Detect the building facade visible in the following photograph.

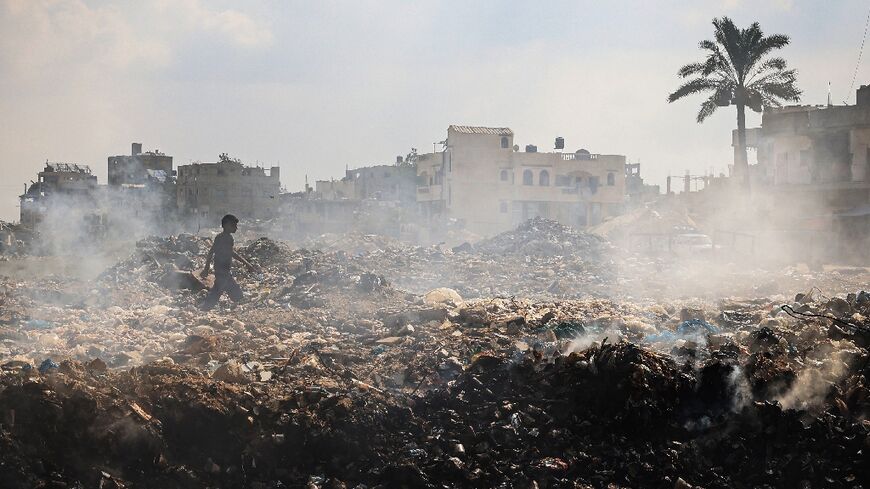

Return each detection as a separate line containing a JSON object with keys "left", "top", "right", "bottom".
{"left": 108, "top": 143, "right": 173, "bottom": 186}
{"left": 735, "top": 86, "right": 870, "bottom": 262}
{"left": 19, "top": 163, "right": 98, "bottom": 227}
{"left": 176, "top": 160, "right": 280, "bottom": 225}
{"left": 316, "top": 163, "right": 417, "bottom": 202}
{"left": 107, "top": 143, "right": 176, "bottom": 218}
{"left": 416, "top": 125, "right": 626, "bottom": 235}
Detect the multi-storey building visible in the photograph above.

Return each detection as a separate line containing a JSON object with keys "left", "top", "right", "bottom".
{"left": 176, "top": 158, "right": 280, "bottom": 225}
{"left": 18, "top": 163, "right": 98, "bottom": 226}
{"left": 107, "top": 143, "right": 176, "bottom": 218}
{"left": 315, "top": 163, "right": 417, "bottom": 203}
{"left": 416, "top": 125, "right": 626, "bottom": 236}
{"left": 108, "top": 143, "right": 173, "bottom": 186}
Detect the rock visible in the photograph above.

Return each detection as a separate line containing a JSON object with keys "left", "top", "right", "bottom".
{"left": 424, "top": 288, "right": 463, "bottom": 307}
{"left": 86, "top": 357, "right": 107, "bottom": 372}
{"left": 376, "top": 336, "right": 404, "bottom": 345}
{"left": 181, "top": 335, "right": 219, "bottom": 354}
{"left": 212, "top": 360, "right": 249, "bottom": 384}
{"left": 674, "top": 477, "right": 693, "bottom": 489}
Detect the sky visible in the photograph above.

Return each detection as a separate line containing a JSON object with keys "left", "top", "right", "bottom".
{"left": 1, "top": 0, "right": 869, "bottom": 221}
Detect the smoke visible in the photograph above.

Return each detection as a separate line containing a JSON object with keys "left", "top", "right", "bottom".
{"left": 776, "top": 351, "right": 851, "bottom": 411}
{"left": 19, "top": 186, "right": 188, "bottom": 279}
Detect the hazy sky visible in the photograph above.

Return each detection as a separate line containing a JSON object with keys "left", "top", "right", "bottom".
{"left": 1, "top": 0, "right": 869, "bottom": 221}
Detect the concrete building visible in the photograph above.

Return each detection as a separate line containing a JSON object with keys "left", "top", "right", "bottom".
{"left": 731, "top": 86, "right": 870, "bottom": 262}
{"left": 316, "top": 163, "right": 417, "bottom": 202}
{"left": 745, "top": 85, "right": 870, "bottom": 186}
{"left": 176, "top": 159, "right": 280, "bottom": 225}
{"left": 416, "top": 125, "right": 626, "bottom": 235}
{"left": 107, "top": 143, "right": 176, "bottom": 218}
{"left": 625, "top": 163, "right": 661, "bottom": 205}
{"left": 108, "top": 143, "right": 173, "bottom": 186}
{"left": 19, "top": 163, "right": 98, "bottom": 227}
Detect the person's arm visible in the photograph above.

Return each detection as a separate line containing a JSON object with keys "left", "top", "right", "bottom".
{"left": 201, "top": 240, "right": 216, "bottom": 277}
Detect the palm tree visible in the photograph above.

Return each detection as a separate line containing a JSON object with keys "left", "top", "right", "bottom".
{"left": 668, "top": 17, "right": 801, "bottom": 188}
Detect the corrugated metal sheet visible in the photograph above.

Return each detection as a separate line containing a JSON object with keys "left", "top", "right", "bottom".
{"left": 448, "top": 125, "right": 513, "bottom": 136}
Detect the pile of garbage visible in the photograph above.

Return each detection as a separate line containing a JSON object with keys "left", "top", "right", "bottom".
{"left": 1, "top": 222, "right": 870, "bottom": 487}
{"left": 297, "top": 233, "right": 408, "bottom": 255}
{"left": 2, "top": 256, "right": 869, "bottom": 487}
{"left": 473, "top": 216, "right": 612, "bottom": 258}
{"left": 347, "top": 219, "right": 618, "bottom": 299}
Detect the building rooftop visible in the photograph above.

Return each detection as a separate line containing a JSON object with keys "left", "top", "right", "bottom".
{"left": 449, "top": 125, "right": 513, "bottom": 136}
{"left": 44, "top": 163, "right": 93, "bottom": 174}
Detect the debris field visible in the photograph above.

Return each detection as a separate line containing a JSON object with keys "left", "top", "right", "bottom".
{"left": 0, "top": 219, "right": 868, "bottom": 488}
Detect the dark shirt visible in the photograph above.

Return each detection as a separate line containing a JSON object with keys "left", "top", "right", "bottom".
{"left": 213, "top": 232, "right": 234, "bottom": 274}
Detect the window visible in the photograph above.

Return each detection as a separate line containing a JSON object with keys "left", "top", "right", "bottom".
{"left": 500, "top": 169, "right": 509, "bottom": 181}
{"left": 522, "top": 169, "right": 534, "bottom": 185}
{"left": 539, "top": 170, "right": 550, "bottom": 186}
{"left": 607, "top": 173, "right": 615, "bottom": 186}
{"left": 499, "top": 201, "right": 508, "bottom": 213}
{"left": 501, "top": 137, "right": 509, "bottom": 148}
{"left": 589, "top": 176, "right": 600, "bottom": 194}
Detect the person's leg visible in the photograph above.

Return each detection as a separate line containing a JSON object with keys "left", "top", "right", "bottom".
{"left": 202, "top": 275, "right": 227, "bottom": 310}
{"left": 225, "top": 275, "right": 243, "bottom": 303}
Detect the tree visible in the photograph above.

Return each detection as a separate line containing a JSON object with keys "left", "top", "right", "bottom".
{"left": 218, "top": 153, "right": 241, "bottom": 164}
{"left": 397, "top": 148, "right": 418, "bottom": 168}
{"left": 668, "top": 17, "right": 801, "bottom": 188}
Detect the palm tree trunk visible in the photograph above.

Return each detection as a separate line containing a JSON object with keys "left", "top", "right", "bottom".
{"left": 735, "top": 102, "right": 750, "bottom": 191}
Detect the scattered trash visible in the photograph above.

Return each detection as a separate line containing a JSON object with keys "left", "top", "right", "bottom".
{"left": 0, "top": 220, "right": 868, "bottom": 487}
{"left": 37, "top": 358, "right": 59, "bottom": 373}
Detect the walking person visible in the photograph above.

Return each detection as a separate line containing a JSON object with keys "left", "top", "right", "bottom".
{"left": 200, "top": 214, "right": 257, "bottom": 310}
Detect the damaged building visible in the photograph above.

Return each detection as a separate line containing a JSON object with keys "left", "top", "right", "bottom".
{"left": 176, "top": 157, "right": 281, "bottom": 225}
{"left": 625, "top": 162, "right": 661, "bottom": 205}
{"left": 18, "top": 162, "right": 99, "bottom": 228}
{"left": 107, "top": 143, "right": 176, "bottom": 218}
{"left": 285, "top": 161, "right": 420, "bottom": 239}
{"left": 416, "top": 125, "right": 627, "bottom": 236}
{"left": 315, "top": 162, "right": 417, "bottom": 203}
{"left": 741, "top": 85, "right": 870, "bottom": 260}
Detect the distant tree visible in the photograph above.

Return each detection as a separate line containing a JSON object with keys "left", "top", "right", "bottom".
{"left": 397, "top": 148, "right": 418, "bottom": 168}
{"left": 218, "top": 153, "right": 242, "bottom": 164}
{"left": 668, "top": 17, "right": 801, "bottom": 188}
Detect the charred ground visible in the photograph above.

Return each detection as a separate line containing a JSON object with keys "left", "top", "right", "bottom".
{"left": 0, "top": 219, "right": 868, "bottom": 488}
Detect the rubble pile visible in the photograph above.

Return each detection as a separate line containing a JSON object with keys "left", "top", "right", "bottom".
{"left": 1, "top": 221, "right": 869, "bottom": 487}
{"left": 351, "top": 218, "right": 618, "bottom": 299}
{"left": 297, "top": 233, "right": 408, "bottom": 255}
{"left": 2, "top": 263, "right": 870, "bottom": 487}
{"left": 473, "top": 216, "right": 612, "bottom": 258}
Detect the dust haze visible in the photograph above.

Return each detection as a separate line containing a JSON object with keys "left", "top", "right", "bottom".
{"left": 1, "top": 2, "right": 869, "bottom": 488}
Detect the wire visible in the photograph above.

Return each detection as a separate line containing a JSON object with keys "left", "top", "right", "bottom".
{"left": 780, "top": 304, "right": 868, "bottom": 334}
{"left": 848, "top": 4, "right": 870, "bottom": 99}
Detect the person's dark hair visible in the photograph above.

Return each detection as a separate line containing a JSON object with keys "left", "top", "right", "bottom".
{"left": 221, "top": 214, "right": 239, "bottom": 227}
